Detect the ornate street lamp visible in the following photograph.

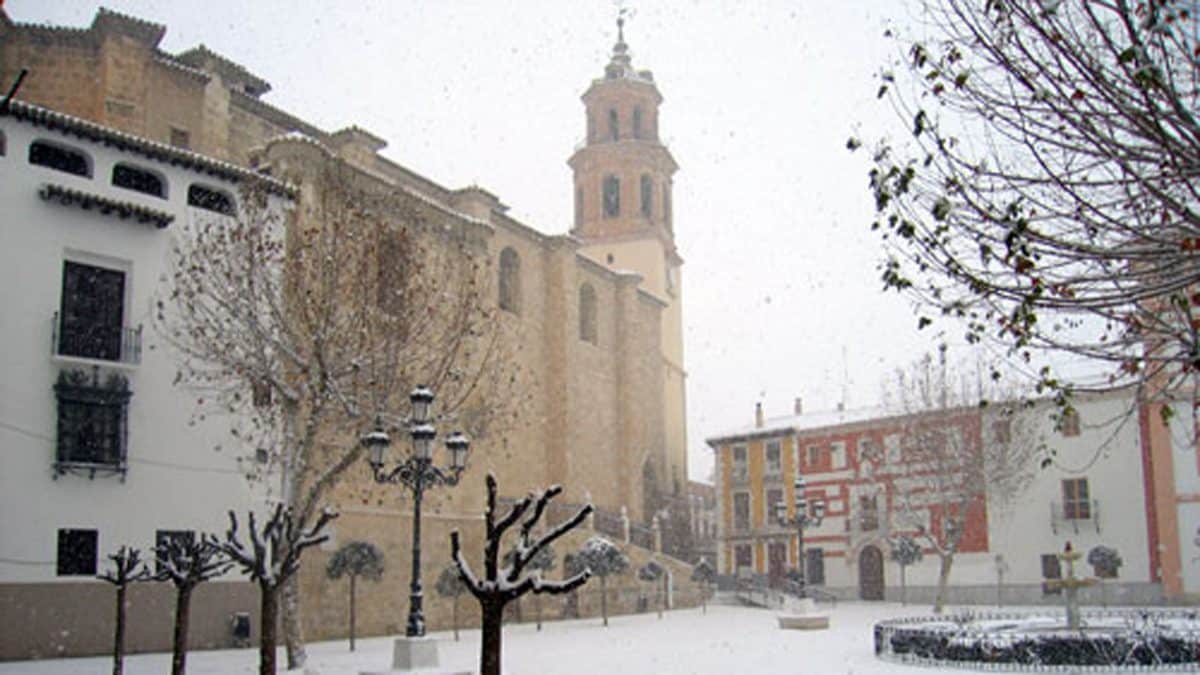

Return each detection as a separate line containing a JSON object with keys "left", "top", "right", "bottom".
{"left": 360, "top": 385, "right": 469, "bottom": 638}
{"left": 774, "top": 475, "right": 825, "bottom": 599}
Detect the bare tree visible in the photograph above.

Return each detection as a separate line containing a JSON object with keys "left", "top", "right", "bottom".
{"left": 450, "top": 474, "right": 592, "bottom": 675}
{"left": 155, "top": 533, "right": 231, "bottom": 675}
{"left": 859, "top": 0, "right": 1200, "bottom": 411}
{"left": 158, "top": 156, "right": 513, "bottom": 667}
{"left": 867, "top": 351, "right": 1039, "bottom": 613}
{"left": 324, "top": 540, "right": 384, "bottom": 651}
{"left": 97, "top": 546, "right": 150, "bottom": 675}
{"left": 221, "top": 505, "right": 337, "bottom": 675}
{"left": 502, "top": 541, "right": 556, "bottom": 629}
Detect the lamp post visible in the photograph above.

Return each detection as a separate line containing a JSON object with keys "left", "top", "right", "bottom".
{"left": 774, "top": 475, "right": 825, "bottom": 599}
{"left": 360, "top": 385, "right": 469, "bottom": 638}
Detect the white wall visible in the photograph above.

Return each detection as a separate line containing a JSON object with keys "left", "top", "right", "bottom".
{"left": 0, "top": 117, "right": 266, "bottom": 582}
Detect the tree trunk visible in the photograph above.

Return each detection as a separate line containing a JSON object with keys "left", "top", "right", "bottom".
{"left": 260, "top": 585, "right": 278, "bottom": 675}
{"left": 535, "top": 594, "right": 542, "bottom": 631}
{"left": 111, "top": 584, "right": 126, "bottom": 675}
{"left": 348, "top": 574, "right": 357, "bottom": 652}
{"left": 171, "top": 585, "right": 193, "bottom": 675}
{"left": 453, "top": 594, "right": 460, "bottom": 641}
{"left": 480, "top": 600, "right": 505, "bottom": 675}
{"left": 656, "top": 584, "right": 662, "bottom": 619}
{"left": 933, "top": 555, "right": 954, "bottom": 615}
{"left": 701, "top": 583, "right": 707, "bottom": 615}
{"left": 900, "top": 565, "right": 907, "bottom": 606}
{"left": 281, "top": 575, "right": 306, "bottom": 669}
{"left": 600, "top": 576, "right": 608, "bottom": 627}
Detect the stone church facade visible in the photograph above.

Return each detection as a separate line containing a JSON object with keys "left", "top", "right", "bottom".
{"left": 0, "top": 7, "right": 693, "bottom": 650}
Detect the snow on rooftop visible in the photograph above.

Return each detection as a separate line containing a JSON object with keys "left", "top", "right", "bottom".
{"left": 707, "top": 405, "right": 893, "bottom": 444}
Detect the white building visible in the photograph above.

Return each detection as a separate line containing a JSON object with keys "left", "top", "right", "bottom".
{"left": 0, "top": 100, "right": 289, "bottom": 659}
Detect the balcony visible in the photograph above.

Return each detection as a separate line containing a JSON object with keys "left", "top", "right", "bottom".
{"left": 52, "top": 311, "right": 142, "bottom": 367}
{"left": 1051, "top": 499, "right": 1100, "bottom": 535}
{"left": 730, "top": 467, "right": 749, "bottom": 486}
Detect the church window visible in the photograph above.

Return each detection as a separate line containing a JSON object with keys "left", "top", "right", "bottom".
{"left": 579, "top": 283, "right": 597, "bottom": 345}
{"left": 602, "top": 175, "right": 620, "bottom": 218}
{"left": 30, "top": 140, "right": 91, "bottom": 178}
{"left": 112, "top": 163, "right": 166, "bottom": 199}
{"left": 575, "top": 187, "right": 583, "bottom": 227}
{"left": 633, "top": 107, "right": 643, "bottom": 139}
{"left": 608, "top": 108, "right": 619, "bottom": 141}
{"left": 499, "top": 247, "right": 521, "bottom": 314}
{"left": 640, "top": 174, "right": 653, "bottom": 218}
{"left": 187, "top": 184, "right": 235, "bottom": 215}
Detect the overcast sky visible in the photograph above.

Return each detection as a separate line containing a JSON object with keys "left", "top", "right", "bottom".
{"left": 9, "top": 1, "right": 949, "bottom": 483}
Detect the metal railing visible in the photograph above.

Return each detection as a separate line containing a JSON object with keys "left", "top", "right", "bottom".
{"left": 1051, "top": 498, "right": 1101, "bottom": 535}
{"left": 51, "top": 311, "right": 142, "bottom": 365}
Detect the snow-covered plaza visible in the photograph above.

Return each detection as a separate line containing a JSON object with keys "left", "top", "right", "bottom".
{"left": 0, "top": 602, "right": 991, "bottom": 675}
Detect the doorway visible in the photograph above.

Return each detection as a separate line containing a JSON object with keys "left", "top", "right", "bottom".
{"left": 859, "top": 545, "right": 885, "bottom": 600}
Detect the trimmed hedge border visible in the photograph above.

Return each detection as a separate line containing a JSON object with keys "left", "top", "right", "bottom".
{"left": 874, "top": 609, "right": 1200, "bottom": 671}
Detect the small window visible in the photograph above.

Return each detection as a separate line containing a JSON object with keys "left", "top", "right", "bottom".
{"left": 859, "top": 495, "right": 879, "bottom": 531}
{"left": 766, "top": 488, "right": 783, "bottom": 522}
{"left": 733, "top": 492, "right": 751, "bottom": 532}
{"left": 608, "top": 108, "right": 619, "bottom": 141}
{"left": 578, "top": 283, "right": 597, "bottom": 344}
{"left": 57, "top": 529, "right": 98, "bottom": 576}
{"left": 155, "top": 530, "right": 196, "bottom": 575}
{"left": 732, "top": 445, "right": 748, "bottom": 480}
{"left": 806, "top": 548, "right": 825, "bottom": 585}
{"left": 30, "top": 140, "right": 91, "bottom": 177}
{"left": 765, "top": 440, "right": 782, "bottom": 476}
{"left": 633, "top": 107, "right": 643, "bottom": 139}
{"left": 59, "top": 261, "right": 127, "bottom": 361}
{"left": 498, "top": 247, "right": 521, "bottom": 314}
{"left": 1062, "top": 478, "right": 1090, "bottom": 519}
{"left": 830, "top": 441, "right": 847, "bottom": 469}
{"left": 112, "top": 163, "right": 166, "bottom": 199}
{"left": 602, "top": 175, "right": 620, "bottom": 218}
{"left": 734, "top": 544, "right": 753, "bottom": 570}
{"left": 187, "top": 184, "right": 235, "bottom": 215}
{"left": 1061, "top": 408, "right": 1081, "bottom": 437}
{"left": 640, "top": 174, "right": 653, "bottom": 218}
{"left": 1041, "top": 553, "right": 1062, "bottom": 595}
{"left": 55, "top": 369, "right": 131, "bottom": 472}
{"left": 252, "top": 379, "right": 273, "bottom": 408}
{"left": 170, "top": 127, "right": 191, "bottom": 150}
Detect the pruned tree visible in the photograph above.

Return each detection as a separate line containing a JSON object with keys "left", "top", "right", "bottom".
{"left": 637, "top": 559, "right": 666, "bottom": 619}
{"left": 1087, "top": 544, "right": 1123, "bottom": 607}
{"left": 690, "top": 557, "right": 716, "bottom": 614}
{"left": 869, "top": 351, "right": 1039, "bottom": 613}
{"left": 325, "top": 541, "right": 384, "bottom": 651}
{"left": 221, "top": 505, "right": 337, "bottom": 675}
{"left": 888, "top": 534, "right": 924, "bottom": 606}
{"left": 502, "top": 541, "right": 556, "bottom": 630}
{"left": 157, "top": 155, "right": 515, "bottom": 668}
{"left": 97, "top": 546, "right": 150, "bottom": 675}
{"left": 450, "top": 474, "right": 592, "bottom": 675}
{"left": 569, "top": 536, "right": 630, "bottom": 627}
{"left": 435, "top": 562, "right": 469, "bottom": 641}
{"left": 858, "top": 0, "right": 1200, "bottom": 414}
{"left": 155, "top": 533, "right": 231, "bottom": 675}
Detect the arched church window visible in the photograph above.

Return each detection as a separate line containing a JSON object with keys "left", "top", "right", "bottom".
{"left": 608, "top": 108, "right": 619, "bottom": 141}
{"left": 603, "top": 175, "right": 620, "bottom": 218}
{"left": 579, "top": 283, "right": 597, "bottom": 345}
{"left": 633, "top": 107, "right": 643, "bottom": 139}
{"left": 640, "top": 174, "right": 653, "bottom": 218}
{"left": 499, "top": 247, "right": 521, "bottom": 314}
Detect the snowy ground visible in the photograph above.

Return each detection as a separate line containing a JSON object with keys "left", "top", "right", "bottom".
{"left": 0, "top": 602, "right": 1014, "bottom": 674}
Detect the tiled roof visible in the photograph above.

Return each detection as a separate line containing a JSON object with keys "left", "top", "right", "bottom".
{"left": 39, "top": 183, "right": 175, "bottom": 229}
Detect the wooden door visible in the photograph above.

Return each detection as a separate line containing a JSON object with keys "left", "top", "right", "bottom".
{"left": 768, "top": 542, "right": 787, "bottom": 588}
{"left": 859, "top": 545, "right": 885, "bottom": 600}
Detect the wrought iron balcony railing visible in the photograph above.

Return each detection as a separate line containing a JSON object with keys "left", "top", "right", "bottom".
{"left": 52, "top": 311, "right": 142, "bottom": 365}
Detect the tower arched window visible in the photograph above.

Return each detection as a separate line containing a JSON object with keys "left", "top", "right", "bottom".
{"left": 640, "top": 174, "right": 653, "bottom": 218}
{"left": 602, "top": 175, "right": 620, "bottom": 218}
{"left": 608, "top": 108, "right": 619, "bottom": 141}
{"left": 499, "top": 247, "right": 521, "bottom": 314}
{"left": 579, "top": 283, "right": 597, "bottom": 345}
{"left": 633, "top": 107, "right": 643, "bottom": 139}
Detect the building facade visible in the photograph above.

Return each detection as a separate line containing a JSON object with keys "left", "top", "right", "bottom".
{"left": 0, "top": 7, "right": 695, "bottom": 657}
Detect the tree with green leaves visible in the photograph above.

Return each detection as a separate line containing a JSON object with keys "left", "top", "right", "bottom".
{"left": 690, "top": 558, "right": 716, "bottom": 614}
{"left": 325, "top": 541, "right": 384, "bottom": 651}
{"left": 155, "top": 534, "right": 231, "bottom": 675}
{"left": 435, "top": 562, "right": 469, "bottom": 641}
{"left": 888, "top": 535, "right": 923, "bottom": 606}
{"left": 858, "top": 0, "right": 1200, "bottom": 414}
{"left": 97, "top": 546, "right": 150, "bottom": 675}
{"left": 503, "top": 541, "right": 556, "bottom": 630}
{"left": 567, "top": 536, "right": 630, "bottom": 627}
{"left": 637, "top": 559, "right": 666, "bottom": 619}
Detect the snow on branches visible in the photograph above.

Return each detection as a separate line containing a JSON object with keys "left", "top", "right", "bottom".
{"left": 222, "top": 504, "right": 337, "bottom": 587}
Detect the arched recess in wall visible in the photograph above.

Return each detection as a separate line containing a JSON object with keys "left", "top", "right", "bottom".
{"left": 640, "top": 174, "right": 653, "bottom": 218}
{"left": 602, "top": 175, "right": 620, "bottom": 218}
{"left": 498, "top": 247, "right": 521, "bottom": 314}
{"left": 29, "top": 139, "right": 91, "bottom": 177}
{"left": 579, "top": 282, "right": 597, "bottom": 345}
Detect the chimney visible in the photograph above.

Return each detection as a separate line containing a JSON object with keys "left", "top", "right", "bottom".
{"left": 755, "top": 402, "right": 764, "bottom": 428}
{"left": 794, "top": 397, "right": 803, "bottom": 415}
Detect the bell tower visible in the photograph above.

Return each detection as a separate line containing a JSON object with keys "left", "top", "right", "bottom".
{"left": 569, "top": 15, "right": 688, "bottom": 503}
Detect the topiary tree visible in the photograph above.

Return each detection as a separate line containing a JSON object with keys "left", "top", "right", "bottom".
{"left": 638, "top": 560, "right": 666, "bottom": 619}
{"left": 889, "top": 535, "right": 923, "bottom": 606}
{"left": 1087, "top": 545, "right": 1123, "bottom": 608}
{"left": 503, "top": 542, "right": 555, "bottom": 630}
{"left": 325, "top": 541, "right": 384, "bottom": 651}
{"left": 570, "top": 536, "right": 630, "bottom": 627}
{"left": 435, "top": 562, "right": 468, "bottom": 641}
{"left": 98, "top": 546, "right": 150, "bottom": 675}
{"left": 155, "top": 534, "right": 231, "bottom": 675}
{"left": 691, "top": 558, "right": 716, "bottom": 614}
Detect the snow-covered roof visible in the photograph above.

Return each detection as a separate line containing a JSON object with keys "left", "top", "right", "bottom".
{"left": 706, "top": 405, "right": 892, "bottom": 446}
